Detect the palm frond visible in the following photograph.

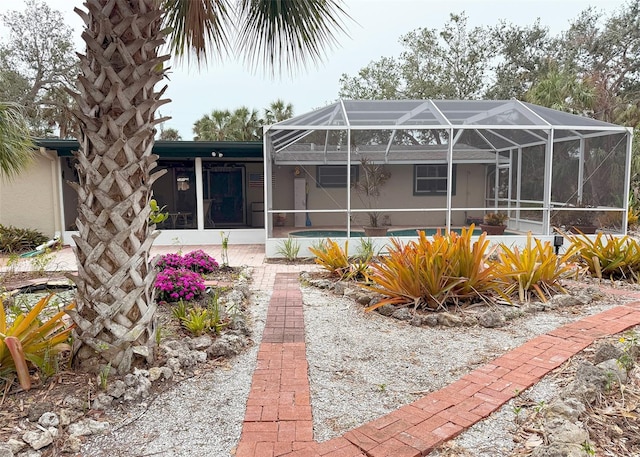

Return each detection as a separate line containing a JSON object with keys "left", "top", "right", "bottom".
{"left": 0, "top": 102, "right": 34, "bottom": 179}
{"left": 162, "top": 0, "right": 234, "bottom": 64}
{"left": 235, "top": 0, "right": 351, "bottom": 75}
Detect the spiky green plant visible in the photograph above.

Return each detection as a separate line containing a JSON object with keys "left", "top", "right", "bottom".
{"left": 567, "top": 232, "right": 640, "bottom": 281}
{"left": 309, "top": 238, "right": 350, "bottom": 278}
{"left": 363, "top": 226, "right": 500, "bottom": 311}
{"left": 492, "top": 233, "right": 579, "bottom": 302}
{"left": 0, "top": 295, "right": 74, "bottom": 390}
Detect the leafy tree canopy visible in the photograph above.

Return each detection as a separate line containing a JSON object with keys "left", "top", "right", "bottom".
{"left": 0, "top": 0, "right": 78, "bottom": 137}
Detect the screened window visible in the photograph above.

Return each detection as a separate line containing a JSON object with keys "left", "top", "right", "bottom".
{"left": 414, "top": 164, "right": 456, "bottom": 195}
{"left": 316, "top": 165, "right": 359, "bottom": 188}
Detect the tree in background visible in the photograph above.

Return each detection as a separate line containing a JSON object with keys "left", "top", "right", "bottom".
{"left": 0, "top": 0, "right": 78, "bottom": 137}
{"left": 0, "top": 102, "right": 34, "bottom": 178}
{"left": 158, "top": 127, "right": 182, "bottom": 141}
{"left": 263, "top": 99, "right": 294, "bottom": 124}
{"left": 68, "top": 0, "right": 348, "bottom": 374}
{"left": 193, "top": 99, "right": 294, "bottom": 141}
{"left": 340, "top": 13, "right": 493, "bottom": 100}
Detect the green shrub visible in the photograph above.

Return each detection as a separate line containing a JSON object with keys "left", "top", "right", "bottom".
{"left": 0, "top": 224, "right": 48, "bottom": 253}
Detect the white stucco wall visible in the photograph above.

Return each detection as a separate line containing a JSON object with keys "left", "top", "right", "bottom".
{"left": 0, "top": 152, "right": 61, "bottom": 239}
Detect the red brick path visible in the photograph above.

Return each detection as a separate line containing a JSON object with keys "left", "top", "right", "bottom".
{"left": 237, "top": 276, "right": 640, "bottom": 457}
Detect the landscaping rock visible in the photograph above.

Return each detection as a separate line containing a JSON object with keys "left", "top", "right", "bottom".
{"left": 92, "top": 393, "right": 113, "bottom": 410}
{"left": 438, "top": 312, "right": 464, "bottom": 327}
{"left": 37, "top": 413, "right": 59, "bottom": 428}
{"left": 376, "top": 304, "right": 395, "bottom": 317}
{"left": 391, "top": 308, "right": 412, "bottom": 321}
{"left": 106, "top": 379, "right": 126, "bottom": 398}
{"left": 58, "top": 409, "right": 84, "bottom": 427}
{"left": 6, "top": 439, "right": 25, "bottom": 454}
{"left": 21, "top": 430, "right": 52, "bottom": 451}
{"left": 423, "top": 314, "right": 439, "bottom": 327}
{"left": 478, "top": 310, "right": 506, "bottom": 328}
{"left": 16, "top": 450, "right": 41, "bottom": 457}
{"left": 123, "top": 376, "right": 151, "bottom": 401}
{"left": 207, "top": 333, "right": 247, "bottom": 359}
{"left": 531, "top": 442, "right": 585, "bottom": 457}
{"left": 596, "top": 359, "right": 627, "bottom": 384}
{"left": 165, "top": 357, "right": 181, "bottom": 373}
{"left": 62, "top": 395, "right": 86, "bottom": 410}
{"left": 148, "top": 366, "right": 173, "bottom": 382}
{"left": 592, "top": 343, "right": 623, "bottom": 365}
{"left": 546, "top": 398, "right": 585, "bottom": 421}
{"left": 68, "top": 419, "right": 110, "bottom": 437}
{"left": 177, "top": 350, "right": 207, "bottom": 368}
{"left": 549, "top": 294, "right": 583, "bottom": 308}
{"left": 574, "top": 362, "right": 608, "bottom": 391}
{"left": 187, "top": 334, "right": 213, "bottom": 350}
{"left": 545, "top": 418, "right": 589, "bottom": 444}
{"left": 0, "top": 444, "right": 14, "bottom": 457}
{"left": 228, "top": 315, "right": 250, "bottom": 336}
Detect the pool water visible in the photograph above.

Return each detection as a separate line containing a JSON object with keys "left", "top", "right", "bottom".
{"left": 289, "top": 228, "right": 494, "bottom": 238}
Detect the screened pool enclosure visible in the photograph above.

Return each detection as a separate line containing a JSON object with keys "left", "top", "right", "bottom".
{"left": 263, "top": 100, "right": 632, "bottom": 255}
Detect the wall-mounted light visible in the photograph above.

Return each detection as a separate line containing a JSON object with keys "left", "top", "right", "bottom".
{"left": 177, "top": 175, "right": 190, "bottom": 191}
{"left": 211, "top": 151, "right": 224, "bottom": 157}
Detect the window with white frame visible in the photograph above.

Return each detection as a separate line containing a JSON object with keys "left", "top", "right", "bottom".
{"left": 414, "top": 164, "right": 456, "bottom": 195}
{"left": 316, "top": 165, "right": 359, "bottom": 188}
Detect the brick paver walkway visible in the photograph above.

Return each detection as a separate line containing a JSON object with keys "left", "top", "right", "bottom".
{"left": 238, "top": 264, "right": 640, "bottom": 457}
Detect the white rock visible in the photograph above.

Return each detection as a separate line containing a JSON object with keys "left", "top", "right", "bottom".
{"left": 21, "top": 430, "right": 53, "bottom": 451}
{"left": 7, "top": 439, "right": 25, "bottom": 454}
{"left": 37, "top": 412, "right": 59, "bottom": 428}
{"left": 0, "top": 443, "right": 15, "bottom": 457}
{"left": 68, "top": 419, "right": 110, "bottom": 437}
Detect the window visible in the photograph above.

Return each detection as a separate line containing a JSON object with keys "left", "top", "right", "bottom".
{"left": 414, "top": 164, "right": 456, "bottom": 195}
{"left": 316, "top": 165, "right": 359, "bottom": 188}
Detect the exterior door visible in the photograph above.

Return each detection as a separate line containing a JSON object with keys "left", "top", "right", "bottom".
{"left": 203, "top": 166, "right": 246, "bottom": 227}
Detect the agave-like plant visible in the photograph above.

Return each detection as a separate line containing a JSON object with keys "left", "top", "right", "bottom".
{"left": 363, "top": 226, "right": 501, "bottom": 311}
{"left": 567, "top": 232, "right": 640, "bottom": 281}
{"left": 309, "top": 238, "right": 351, "bottom": 278}
{"left": 493, "top": 233, "right": 579, "bottom": 302}
{"left": 0, "top": 295, "right": 75, "bottom": 390}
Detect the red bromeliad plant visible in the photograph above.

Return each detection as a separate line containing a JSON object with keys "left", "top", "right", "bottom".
{"left": 492, "top": 233, "right": 579, "bottom": 302}
{"left": 0, "top": 295, "right": 74, "bottom": 390}
{"left": 567, "top": 232, "right": 640, "bottom": 281}
{"left": 362, "top": 226, "right": 501, "bottom": 311}
{"left": 309, "top": 239, "right": 351, "bottom": 278}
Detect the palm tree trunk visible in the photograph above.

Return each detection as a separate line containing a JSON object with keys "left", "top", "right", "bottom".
{"left": 67, "top": 0, "right": 170, "bottom": 374}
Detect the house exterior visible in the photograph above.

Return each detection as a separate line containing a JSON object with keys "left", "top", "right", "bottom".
{"left": 0, "top": 140, "right": 266, "bottom": 246}
{"left": 1, "top": 100, "right": 632, "bottom": 256}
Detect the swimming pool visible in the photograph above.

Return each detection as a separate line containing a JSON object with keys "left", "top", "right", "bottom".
{"left": 288, "top": 228, "right": 496, "bottom": 237}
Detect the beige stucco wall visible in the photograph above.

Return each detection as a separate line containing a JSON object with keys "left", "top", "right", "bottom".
{"left": 0, "top": 152, "right": 61, "bottom": 239}
{"left": 272, "top": 163, "right": 487, "bottom": 227}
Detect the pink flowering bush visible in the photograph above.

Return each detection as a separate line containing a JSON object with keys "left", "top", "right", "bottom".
{"left": 155, "top": 268, "right": 205, "bottom": 302}
{"left": 156, "top": 252, "right": 184, "bottom": 270}
{"left": 182, "top": 250, "right": 219, "bottom": 274}
{"left": 156, "top": 250, "right": 219, "bottom": 274}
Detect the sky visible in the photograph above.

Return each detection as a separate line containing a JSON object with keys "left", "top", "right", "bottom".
{"left": 0, "top": 0, "right": 631, "bottom": 139}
